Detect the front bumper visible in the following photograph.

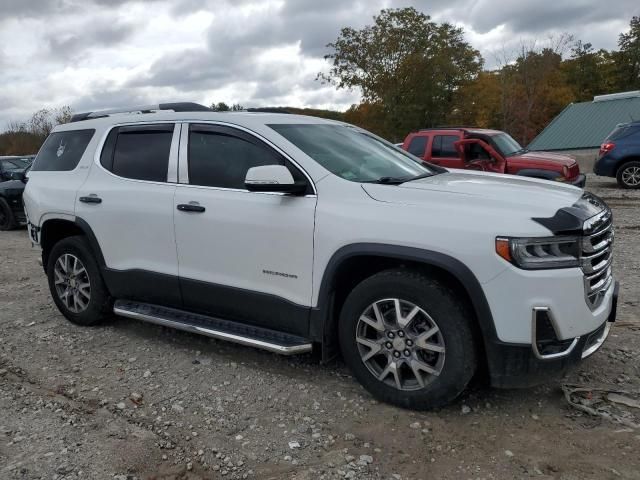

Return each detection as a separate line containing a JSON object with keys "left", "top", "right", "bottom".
{"left": 567, "top": 173, "right": 586, "bottom": 188}
{"left": 488, "top": 282, "right": 618, "bottom": 388}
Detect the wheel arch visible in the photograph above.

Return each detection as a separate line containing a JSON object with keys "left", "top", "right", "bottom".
{"left": 40, "top": 216, "right": 105, "bottom": 273}
{"left": 616, "top": 156, "right": 640, "bottom": 173}
{"left": 311, "top": 244, "right": 498, "bottom": 367}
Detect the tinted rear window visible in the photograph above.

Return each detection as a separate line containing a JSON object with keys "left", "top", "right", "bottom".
{"left": 431, "top": 135, "right": 458, "bottom": 157}
{"left": 606, "top": 124, "right": 638, "bottom": 141}
{"left": 108, "top": 125, "right": 174, "bottom": 182}
{"left": 31, "top": 130, "right": 95, "bottom": 171}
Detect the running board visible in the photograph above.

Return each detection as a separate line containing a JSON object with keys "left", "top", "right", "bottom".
{"left": 113, "top": 300, "right": 313, "bottom": 355}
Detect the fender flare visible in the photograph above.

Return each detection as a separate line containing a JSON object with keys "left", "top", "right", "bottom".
{"left": 310, "top": 243, "right": 499, "bottom": 359}
{"left": 39, "top": 215, "right": 106, "bottom": 269}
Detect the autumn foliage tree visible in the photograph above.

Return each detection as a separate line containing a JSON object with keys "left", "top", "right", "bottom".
{"left": 326, "top": 11, "right": 640, "bottom": 145}
{"left": 320, "top": 7, "right": 482, "bottom": 140}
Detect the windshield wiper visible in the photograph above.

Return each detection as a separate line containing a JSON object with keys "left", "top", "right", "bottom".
{"left": 362, "top": 176, "right": 407, "bottom": 185}
{"left": 400, "top": 172, "right": 434, "bottom": 184}
{"left": 363, "top": 172, "right": 436, "bottom": 185}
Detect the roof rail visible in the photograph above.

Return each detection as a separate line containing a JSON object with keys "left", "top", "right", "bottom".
{"left": 244, "top": 107, "right": 291, "bottom": 114}
{"left": 419, "top": 126, "right": 477, "bottom": 131}
{"left": 69, "top": 102, "right": 211, "bottom": 122}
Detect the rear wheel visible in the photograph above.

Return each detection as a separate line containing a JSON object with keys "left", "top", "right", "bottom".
{"left": 616, "top": 161, "right": 640, "bottom": 189}
{"left": 0, "top": 197, "right": 17, "bottom": 231}
{"left": 47, "top": 236, "right": 112, "bottom": 326}
{"left": 339, "top": 269, "right": 477, "bottom": 410}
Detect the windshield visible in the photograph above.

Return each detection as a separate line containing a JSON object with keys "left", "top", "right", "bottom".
{"left": 269, "top": 124, "right": 436, "bottom": 183}
{"left": 491, "top": 133, "right": 524, "bottom": 156}
{"left": 1, "top": 157, "right": 31, "bottom": 172}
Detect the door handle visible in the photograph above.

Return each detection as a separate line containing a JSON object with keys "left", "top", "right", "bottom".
{"left": 79, "top": 195, "right": 102, "bottom": 204}
{"left": 177, "top": 203, "right": 205, "bottom": 213}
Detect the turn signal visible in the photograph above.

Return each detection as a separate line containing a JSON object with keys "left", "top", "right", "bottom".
{"left": 495, "top": 237, "right": 512, "bottom": 262}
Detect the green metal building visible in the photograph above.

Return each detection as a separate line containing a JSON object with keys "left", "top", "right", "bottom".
{"left": 528, "top": 91, "right": 640, "bottom": 152}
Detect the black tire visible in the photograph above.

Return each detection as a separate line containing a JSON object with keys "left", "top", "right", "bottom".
{"left": 616, "top": 161, "right": 640, "bottom": 189}
{"left": 338, "top": 268, "right": 477, "bottom": 410}
{"left": 46, "top": 236, "right": 112, "bottom": 326}
{"left": 0, "top": 197, "right": 17, "bottom": 231}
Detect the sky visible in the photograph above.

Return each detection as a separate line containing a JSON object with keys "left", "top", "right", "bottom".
{"left": 0, "top": 0, "right": 638, "bottom": 127}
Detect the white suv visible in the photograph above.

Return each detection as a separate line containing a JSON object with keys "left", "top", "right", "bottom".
{"left": 23, "top": 103, "right": 618, "bottom": 409}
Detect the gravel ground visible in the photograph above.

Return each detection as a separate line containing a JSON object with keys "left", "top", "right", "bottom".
{"left": 1, "top": 174, "right": 639, "bottom": 480}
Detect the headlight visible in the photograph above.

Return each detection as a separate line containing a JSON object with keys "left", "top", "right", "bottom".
{"left": 495, "top": 236, "right": 580, "bottom": 270}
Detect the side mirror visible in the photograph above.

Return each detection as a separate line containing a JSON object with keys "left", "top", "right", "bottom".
{"left": 245, "top": 165, "right": 307, "bottom": 195}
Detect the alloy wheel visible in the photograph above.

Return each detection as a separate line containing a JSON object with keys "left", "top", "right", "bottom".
{"left": 356, "top": 298, "right": 445, "bottom": 391}
{"left": 621, "top": 166, "right": 640, "bottom": 187}
{"left": 53, "top": 254, "right": 91, "bottom": 313}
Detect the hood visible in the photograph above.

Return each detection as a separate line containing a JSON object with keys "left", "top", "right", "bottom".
{"left": 362, "top": 170, "right": 583, "bottom": 218}
{"left": 508, "top": 151, "right": 577, "bottom": 169}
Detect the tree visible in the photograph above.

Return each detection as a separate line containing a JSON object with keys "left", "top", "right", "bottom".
{"left": 0, "top": 106, "right": 73, "bottom": 155}
{"left": 320, "top": 7, "right": 482, "bottom": 139}
{"left": 210, "top": 102, "right": 230, "bottom": 112}
{"left": 562, "top": 41, "right": 616, "bottom": 101}
{"left": 448, "top": 71, "right": 502, "bottom": 128}
{"left": 615, "top": 16, "right": 640, "bottom": 91}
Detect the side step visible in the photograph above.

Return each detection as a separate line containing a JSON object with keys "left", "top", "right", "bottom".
{"left": 113, "top": 300, "right": 313, "bottom": 355}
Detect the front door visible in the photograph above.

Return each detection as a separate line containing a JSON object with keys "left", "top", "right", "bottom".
{"left": 454, "top": 139, "right": 506, "bottom": 173}
{"left": 173, "top": 123, "right": 317, "bottom": 336}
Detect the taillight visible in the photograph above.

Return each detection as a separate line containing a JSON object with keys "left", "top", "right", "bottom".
{"left": 599, "top": 142, "right": 615, "bottom": 157}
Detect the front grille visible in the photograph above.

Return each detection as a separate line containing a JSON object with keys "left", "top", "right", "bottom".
{"left": 581, "top": 209, "right": 614, "bottom": 309}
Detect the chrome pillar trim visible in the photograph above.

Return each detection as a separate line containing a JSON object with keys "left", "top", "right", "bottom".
{"left": 177, "top": 123, "right": 189, "bottom": 184}
{"left": 531, "top": 307, "right": 579, "bottom": 361}
{"left": 167, "top": 123, "right": 181, "bottom": 183}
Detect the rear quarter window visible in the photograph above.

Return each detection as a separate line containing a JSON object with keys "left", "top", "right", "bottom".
{"left": 31, "top": 129, "right": 95, "bottom": 171}
{"left": 606, "top": 125, "right": 638, "bottom": 141}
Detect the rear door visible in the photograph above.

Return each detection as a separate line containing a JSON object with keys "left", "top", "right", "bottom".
{"left": 427, "top": 134, "right": 464, "bottom": 168}
{"left": 75, "top": 122, "right": 182, "bottom": 306}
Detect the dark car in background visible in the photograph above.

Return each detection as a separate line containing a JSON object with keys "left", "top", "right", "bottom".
{"left": 594, "top": 121, "right": 640, "bottom": 189}
{"left": 0, "top": 155, "right": 33, "bottom": 230}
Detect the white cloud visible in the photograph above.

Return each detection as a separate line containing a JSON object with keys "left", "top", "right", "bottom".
{"left": 0, "top": 0, "right": 637, "bottom": 128}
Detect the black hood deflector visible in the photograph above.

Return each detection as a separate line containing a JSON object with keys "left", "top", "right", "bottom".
{"left": 532, "top": 192, "right": 609, "bottom": 235}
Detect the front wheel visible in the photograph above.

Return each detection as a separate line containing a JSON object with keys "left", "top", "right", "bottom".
{"left": 616, "top": 161, "right": 640, "bottom": 189}
{"left": 339, "top": 269, "right": 477, "bottom": 410}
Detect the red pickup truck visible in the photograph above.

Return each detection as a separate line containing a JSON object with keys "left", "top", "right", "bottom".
{"left": 401, "top": 128, "right": 586, "bottom": 187}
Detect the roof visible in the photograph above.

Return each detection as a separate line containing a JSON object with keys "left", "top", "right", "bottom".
{"left": 528, "top": 91, "right": 640, "bottom": 151}
{"left": 418, "top": 127, "right": 502, "bottom": 135}
{"left": 55, "top": 110, "right": 341, "bottom": 133}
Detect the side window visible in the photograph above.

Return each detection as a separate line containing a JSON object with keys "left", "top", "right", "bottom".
{"left": 102, "top": 124, "right": 174, "bottom": 182}
{"left": 431, "top": 135, "right": 459, "bottom": 158}
{"left": 188, "top": 125, "right": 285, "bottom": 189}
{"left": 31, "top": 129, "right": 95, "bottom": 171}
{"left": 407, "top": 136, "right": 427, "bottom": 157}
